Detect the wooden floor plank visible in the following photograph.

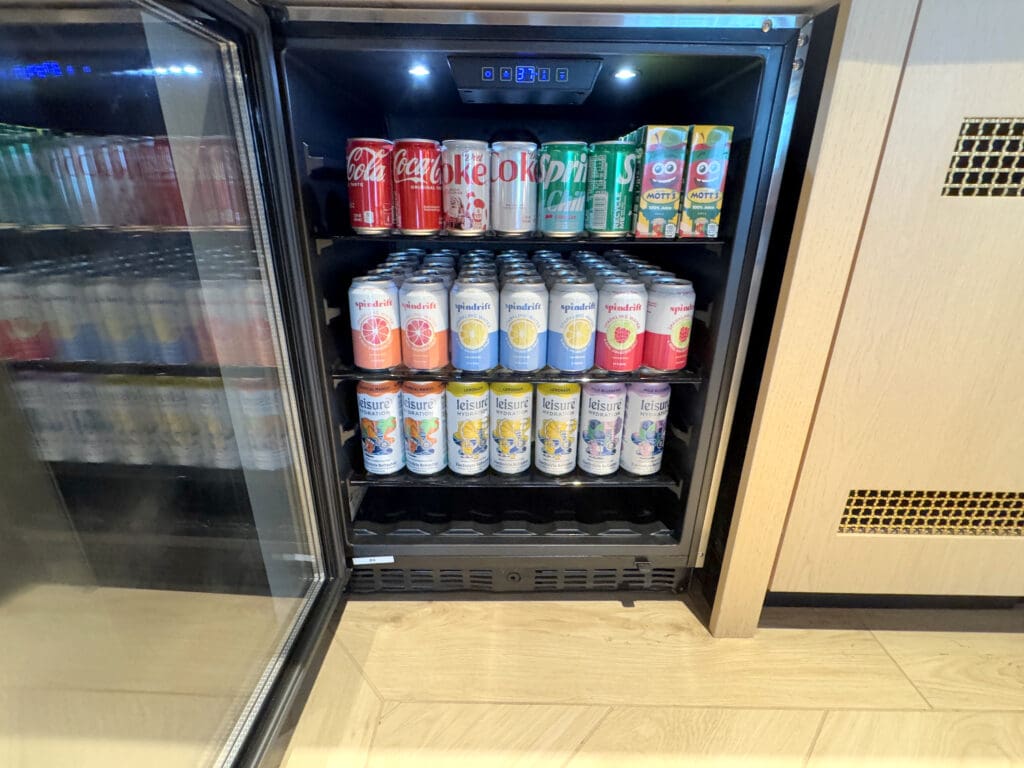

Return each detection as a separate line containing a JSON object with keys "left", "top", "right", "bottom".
{"left": 567, "top": 707, "right": 824, "bottom": 768}
{"left": 336, "top": 599, "right": 926, "bottom": 709}
{"left": 807, "top": 710, "right": 1024, "bottom": 767}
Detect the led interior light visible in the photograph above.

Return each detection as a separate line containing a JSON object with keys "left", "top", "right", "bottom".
{"left": 182, "top": 64, "right": 200, "bottom": 75}
{"left": 408, "top": 64, "right": 431, "bottom": 77}
{"left": 614, "top": 67, "right": 639, "bottom": 80}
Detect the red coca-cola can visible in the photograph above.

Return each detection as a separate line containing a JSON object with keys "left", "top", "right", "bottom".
{"left": 393, "top": 139, "right": 443, "bottom": 235}
{"left": 346, "top": 138, "right": 394, "bottom": 235}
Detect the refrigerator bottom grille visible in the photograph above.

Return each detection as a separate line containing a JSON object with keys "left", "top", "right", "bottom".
{"left": 349, "top": 566, "right": 685, "bottom": 593}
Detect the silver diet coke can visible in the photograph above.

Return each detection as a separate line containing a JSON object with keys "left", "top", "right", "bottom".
{"left": 442, "top": 140, "right": 489, "bottom": 236}
{"left": 490, "top": 141, "right": 537, "bottom": 236}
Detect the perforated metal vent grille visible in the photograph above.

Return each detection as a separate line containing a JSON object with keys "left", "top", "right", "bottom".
{"left": 350, "top": 568, "right": 494, "bottom": 592}
{"left": 532, "top": 567, "right": 681, "bottom": 591}
{"left": 942, "top": 118, "right": 1024, "bottom": 197}
{"left": 349, "top": 566, "right": 684, "bottom": 592}
{"left": 839, "top": 490, "right": 1023, "bottom": 536}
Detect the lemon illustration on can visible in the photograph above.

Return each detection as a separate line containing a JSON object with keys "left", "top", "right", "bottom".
{"left": 509, "top": 318, "right": 538, "bottom": 349}
{"left": 458, "top": 317, "right": 489, "bottom": 350}
{"left": 562, "top": 317, "right": 593, "bottom": 351}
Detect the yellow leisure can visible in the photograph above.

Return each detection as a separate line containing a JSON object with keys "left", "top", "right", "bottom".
{"left": 446, "top": 381, "right": 490, "bottom": 475}
{"left": 489, "top": 382, "right": 533, "bottom": 474}
{"left": 534, "top": 382, "right": 581, "bottom": 476}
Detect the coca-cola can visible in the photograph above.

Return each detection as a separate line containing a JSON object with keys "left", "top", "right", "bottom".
{"left": 393, "top": 139, "right": 443, "bottom": 235}
{"left": 346, "top": 138, "right": 394, "bottom": 235}
{"left": 490, "top": 141, "right": 537, "bottom": 236}
{"left": 441, "top": 140, "right": 489, "bottom": 237}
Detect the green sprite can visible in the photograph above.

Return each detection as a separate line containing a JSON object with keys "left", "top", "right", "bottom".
{"left": 585, "top": 140, "right": 639, "bottom": 237}
{"left": 537, "top": 141, "right": 588, "bottom": 237}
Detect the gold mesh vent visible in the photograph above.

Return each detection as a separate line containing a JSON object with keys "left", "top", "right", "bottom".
{"left": 942, "top": 118, "right": 1024, "bottom": 197}
{"left": 839, "top": 490, "right": 1023, "bottom": 536}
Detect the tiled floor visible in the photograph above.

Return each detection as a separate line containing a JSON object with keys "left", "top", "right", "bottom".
{"left": 282, "top": 596, "right": 1024, "bottom": 768}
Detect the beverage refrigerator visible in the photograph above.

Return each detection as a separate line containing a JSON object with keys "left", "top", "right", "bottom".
{"left": 0, "top": 2, "right": 832, "bottom": 765}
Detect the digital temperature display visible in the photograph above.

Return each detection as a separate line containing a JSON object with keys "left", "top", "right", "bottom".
{"left": 479, "top": 63, "right": 569, "bottom": 85}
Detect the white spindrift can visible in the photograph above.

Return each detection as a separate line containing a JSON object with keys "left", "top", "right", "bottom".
{"left": 446, "top": 381, "right": 489, "bottom": 475}
{"left": 489, "top": 382, "right": 533, "bottom": 474}
{"left": 534, "top": 382, "right": 580, "bottom": 476}
{"left": 577, "top": 382, "right": 626, "bottom": 476}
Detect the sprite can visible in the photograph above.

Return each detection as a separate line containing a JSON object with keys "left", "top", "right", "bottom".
{"left": 537, "top": 141, "right": 588, "bottom": 237}
{"left": 585, "top": 140, "right": 639, "bottom": 237}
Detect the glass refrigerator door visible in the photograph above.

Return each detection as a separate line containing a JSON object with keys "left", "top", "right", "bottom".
{"left": 0, "top": 3, "right": 330, "bottom": 765}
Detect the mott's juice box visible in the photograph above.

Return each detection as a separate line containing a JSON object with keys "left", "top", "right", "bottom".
{"left": 680, "top": 125, "right": 733, "bottom": 238}
{"left": 626, "top": 125, "right": 690, "bottom": 239}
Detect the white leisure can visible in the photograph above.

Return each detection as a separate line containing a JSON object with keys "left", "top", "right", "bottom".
{"left": 233, "top": 377, "right": 291, "bottom": 470}
{"left": 490, "top": 141, "right": 537, "bottom": 235}
{"left": 489, "top": 382, "right": 533, "bottom": 474}
{"left": 620, "top": 382, "right": 671, "bottom": 475}
{"left": 534, "top": 383, "right": 580, "bottom": 476}
{"left": 154, "top": 377, "right": 203, "bottom": 466}
{"left": 446, "top": 381, "right": 489, "bottom": 475}
{"left": 187, "top": 379, "right": 242, "bottom": 469}
{"left": 442, "top": 139, "right": 489, "bottom": 236}
{"left": 356, "top": 380, "right": 405, "bottom": 475}
{"left": 400, "top": 381, "right": 447, "bottom": 475}
{"left": 577, "top": 382, "right": 626, "bottom": 476}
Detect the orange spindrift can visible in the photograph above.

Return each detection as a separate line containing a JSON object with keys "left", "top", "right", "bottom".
{"left": 349, "top": 275, "right": 401, "bottom": 370}
{"left": 399, "top": 275, "right": 449, "bottom": 371}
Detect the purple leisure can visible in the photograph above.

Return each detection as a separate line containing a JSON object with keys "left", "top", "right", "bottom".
{"left": 577, "top": 382, "right": 627, "bottom": 475}
{"left": 620, "top": 382, "right": 671, "bottom": 475}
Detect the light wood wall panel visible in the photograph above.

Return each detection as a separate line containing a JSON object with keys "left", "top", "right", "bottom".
{"left": 709, "top": 0, "right": 919, "bottom": 636}
{"left": 770, "top": 0, "right": 1024, "bottom": 595}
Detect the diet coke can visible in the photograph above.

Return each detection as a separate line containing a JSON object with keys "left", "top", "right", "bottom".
{"left": 490, "top": 141, "right": 537, "bottom": 236}
{"left": 442, "top": 140, "right": 489, "bottom": 236}
{"left": 346, "top": 138, "right": 394, "bottom": 234}
{"left": 393, "top": 139, "right": 443, "bottom": 235}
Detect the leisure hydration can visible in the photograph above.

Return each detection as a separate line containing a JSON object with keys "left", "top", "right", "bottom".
{"left": 534, "top": 382, "right": 581, "bottom": 476}
{"left": 577, "top": 382, "right": 627, "bottom": 476}
{"left": 401, "top": 380, "right": 446, "bottom": 475}
{"left": 499, "top": 275, "right": 548, "bottom": 372}
{"left": 490, "top": 141, "right": 537, "bottom": 236}
{"left": 356, "top": 380, "right": 404, "bottom": 474}
{"left": 537, "top": 141, "right": 588, "bottom": 237}
{"left": 489, "top": 382, "right": 533, "bottom": 474}
{"left": 620, "top": 382, "right": 670, "bottom": 476}
{"left": 595, "top": 278, "right": 647, "bottom": 372}
{"left": 399, "top": 275, "right": 449, "bottom": 371}
{"left": 585, "top": 140, "right": 638, "bottom": 237}
{"left": 446, "top": 381, "right": 490, "bottom": 475}
{"left": 642, "top": 278, "right": 696, "bottom": 371}
{"left": 547, "top": 278, "right": 598, "bottom": 372}
{"left": 449, "top": 276, "right": 499, "bottom": 372}
{"left": 349, "top": 275, "right": 401, "bottom": 371}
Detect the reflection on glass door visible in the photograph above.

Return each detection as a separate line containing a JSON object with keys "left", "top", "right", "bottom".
{"left": 0, "top": 3, "right": 323, "bottom": 765}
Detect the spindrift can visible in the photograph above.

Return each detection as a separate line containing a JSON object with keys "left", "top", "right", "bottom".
{"left": 489, "top": 382, "right": 533, "bottom": 474}
{"left": 499, "top": 275, "right": 548, "bottom": 372}
{"left": 547, "top": 278, "right": 598, "bottom": 372}
{"left": 446, "top": 381, "right": 489, "bottom": 475}
{"left": 399, "top": 275, "right": 449, "bottom": 371}
{"left": 349, "top": 275, "right": 401, "bottom": 370}
{"left": 643, "top": 278, "right": 696, "bottom": 371}
{"left": 356, "top": 380, "right": 404, "bottom": 474}
{"left": 534, "top": 382, "right": 580, "bottom": 476}
{"left": 577, "top": 382, "right": 626, "bottom": 476}
{"left": 401, "top": 380, "right": 446, "bottom": 474}
{"left": 620, "top": 382, "right": 670, "bottom": 476}
{"left": 595, "top": 278, "right": 647, "bottom": 372}
{"left": 450, "top": 276, "right": 499, "bottom": 372}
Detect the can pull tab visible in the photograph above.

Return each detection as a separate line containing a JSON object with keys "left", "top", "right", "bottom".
{"left": 634, "top": 557, "right": 654, "bottom": 573}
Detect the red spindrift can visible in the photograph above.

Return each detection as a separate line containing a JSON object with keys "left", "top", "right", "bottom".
{"left": 346, "top": 138, "right": 394, "bottom": 234}
{"left": 642, "top": 278, "right": 695, "bottom": 371}
{"left": 393, "top": 139, "right": 443, "bottom": 235}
